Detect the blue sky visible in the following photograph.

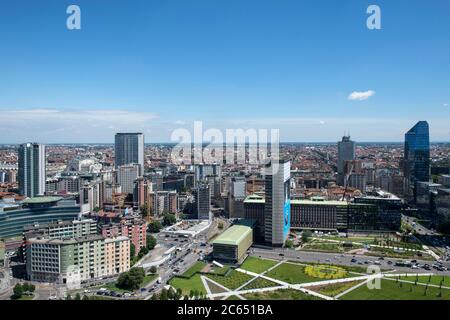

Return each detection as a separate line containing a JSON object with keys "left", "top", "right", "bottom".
{"left": 1, "top": 0, "right": 450, "bottom": 143}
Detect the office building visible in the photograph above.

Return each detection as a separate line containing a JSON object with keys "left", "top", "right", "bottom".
{"left": 337, "top": 136, "right": 356, "bottom": 186}
{"left": 0, "top": 197, "right": 80, "bottom": 238}
{"left": 403, "top": 121, "right": 430, "bottom": 197}
{"left": 117, "top": 164, "right": 140, "bottom": 195}
{"left": 114, "top": 133, "right": 145, "bottom": 174}
{"left": 194, "top": 164, "right": 221, "bottom": 186}
{"left": 18, "top": 143, "right": 46, "bottom": 197}
{"left": 195, "top": 183, "right": 211, "bottom": 220}
{"left": 264, "top": 159, "right": 291, "bottom": 247}
{"left": 211, "top": 225, "right": 253, "bottom": 263}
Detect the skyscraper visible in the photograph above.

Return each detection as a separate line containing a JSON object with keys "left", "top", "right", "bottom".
{"left": 404, "top": 121, "right": 430, "bottom": 197}
{"left": 18, "top": 143, "right": 46, "bottom": 197}
{"left": 195, "top": 183, "right": 211, "bottom": 220}
{"left": 117, "top": 164, "right": 140, "bottom": 195}
{"left": 264, "top": 159, "right": 291, "bottom": 247}
{"left": 114, "top": 133, "right": 144, "bottom": 174}
{"left": 337, "top": 135, "right": 356, "bottom": 186}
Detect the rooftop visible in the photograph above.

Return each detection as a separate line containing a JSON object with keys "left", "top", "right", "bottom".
{"left": 212, "top": 225, "right": 252, "bottom": 246}
{"left": 23, "top": 196, "right": 63, "bottom": 205}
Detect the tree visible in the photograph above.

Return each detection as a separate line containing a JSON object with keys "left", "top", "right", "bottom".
{"left": 130, "top": 243, "right": 136, "bottom": 258}
{"left": 148, "top": 221, "right": 163, "bottom": 233}
{"left": 12, "top": 283, "right": 23, "bottom": 299}
{"left": 302, "top": 230, "right": 313, "bottom": 243}
{"left": 146, "top": 235, "right": 157, "bottom": 251}
{"left": 74, "top": 293, "right": 81, "bottom": 300}
{"left": 160, "top": 289, "right": 168, "bottom": 300}
{"left": 167, "top": 288, "right": 175, "bottom": 300}
{"left": 163, "top": 213, "right": 177, "bottom": 226}
{"left": 82, "top": 295, "right": 90, "bottom": 300}
{"left": 140, "top": 204, "right": 149, "bottom": 218}
{"left": 175, "top": 288, "right": 183, "bottom": 300}
{"left": 218, "top": 222, "right": 224, "bottom": 230}
{"left": 116, "top": 267, "right": 145, "bottom": 291}
{"left": 285, "top": 240, "right": 294, "bottom": 248}
{"left": 66, "top": 294, "right": 72, "bottom": 300}
{"left": 149, "top": 266, "right": 157, "bottom": 274}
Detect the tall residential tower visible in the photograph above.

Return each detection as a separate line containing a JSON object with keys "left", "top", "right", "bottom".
{"left": 18, "top": 143, "right": 46, "bottom": 197}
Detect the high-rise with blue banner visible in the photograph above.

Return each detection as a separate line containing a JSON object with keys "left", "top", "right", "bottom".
{"left": 264, "top": 159, "right": 291, "bottom": 247}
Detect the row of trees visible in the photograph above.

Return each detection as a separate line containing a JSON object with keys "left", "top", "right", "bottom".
{"left": 12, "top": 283, "right": 36, "bottom": 300}
{"left": 150, "top": 288, "right": 207, "bottom": 300}
{"left": 147, "top": 212, "right": 177, "bottom": 233}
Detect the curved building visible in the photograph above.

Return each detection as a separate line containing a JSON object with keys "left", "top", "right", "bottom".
{"left": 0, "top": 197, "right": 80, "bottom": 238}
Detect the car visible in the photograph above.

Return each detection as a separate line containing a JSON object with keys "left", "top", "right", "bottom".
{"left": 387, "top": 260, "right": 393, "bottom": 265}
{"left": 279, "top": 253, "right": 285, "bottom": 257}
{"left": 351, "top": 258, "right": 357, "bottom": 263}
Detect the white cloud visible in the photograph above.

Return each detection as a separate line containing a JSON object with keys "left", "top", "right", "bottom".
{"left": 444, "top": 103, "right": 449, "bottom": 107}
{"left": 348, "top": 90, "right": 376, "bottom": 101}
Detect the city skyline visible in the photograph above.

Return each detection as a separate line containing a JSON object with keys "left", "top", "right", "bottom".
{"left": 1, "top": 0, "right": 450, "bottom": 143}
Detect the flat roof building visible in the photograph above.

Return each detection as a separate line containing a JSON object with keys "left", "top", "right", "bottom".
{"left": 211, "top": 225, "right": 253, "bottom": 263}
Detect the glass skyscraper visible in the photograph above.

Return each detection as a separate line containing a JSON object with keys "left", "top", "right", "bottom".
{"left": 404, "top": 121, "right": 430, "bottom": 192}
{"left": 114, "top": 133, "right": 145, "bottom": 174}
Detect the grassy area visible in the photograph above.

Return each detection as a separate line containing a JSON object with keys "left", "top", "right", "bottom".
{"left": 226, "top": 295, "right": 242, "bottom": 300}
{"left": 244, "top": 289, "right": 321, "bottom": 300}
{"left": 302, "top": 241, "right": 363, "bottom": 253}
{"left": 367, "top": 247, "right": 432, "bottom": 260}
{"left": 241, "top": 277, "right": 279, "bottom": 290}
{"left": 169, "top": 274, "right": 206, "bottom": 295}
{"left": 208, "top": 265, "right": 231, "bottom": 276}
{"left": 207, "top": 270, "right": 253, "bottom": 290}
{"left": 266, "top": 262, "right": 325, "bottom": 284}
{"left": 267, "top": 262, "right": 359, "bottom": 284}
{"left": 386, "top": 275, "right": 450, "bottom": 287}
{"left": 299, "top": 261, "right": 374, "bottom": 274}
{"left": 311, "top": 280, "right": 364, "bottom": 297}
{"left": 339, "top": 279, "right": 450, "bottom": 300}
{"left": 142, "top": 273, "right": 158, "bottom": 287}
{"left": 240, "top": 256, "right": 278, "bottom": 274}
{"left": 179, "top": 261, "right": 207, "bottom": 278}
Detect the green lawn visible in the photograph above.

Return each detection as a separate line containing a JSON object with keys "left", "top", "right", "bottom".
{"left": 181, "top": 261, "right": 207, "bottom": 278}
{"left": 312, "top": 280, "right": 364, "bottom": 297}
{"left": 386, "top": 275, "right": 450, "bottom": 287}
{"left": 142, "top": 273, "right": 158, "bottom": 287}
{"left": 266, "top": 262, "right": 349, "bottom": 284}
{"left": 340, "top": 279, "right": 450, "bottom": 300}
{"left": 169, "top": 274, "right": 206, "bottom": 295}
{"left": 208, "top": 265, "right": 231, "bottom": 276}
{"left": 226, "top": 295, "right": 242, "bottom": 300}
{"left": 241, "top": 277, "right": 280, "bottom": 291}
{"left": 244, "top": 289, "right": 321, "bottom": 300}
{"left": 240, "top": 257, "right": 277, "bottom": 274}
{"left": 207, "top": 270, "right": 253, "bottom": 290}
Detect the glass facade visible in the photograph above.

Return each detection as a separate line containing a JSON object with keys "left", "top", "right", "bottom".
{"left": 404, "top": 121, "right": 430, "bottom": 187}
